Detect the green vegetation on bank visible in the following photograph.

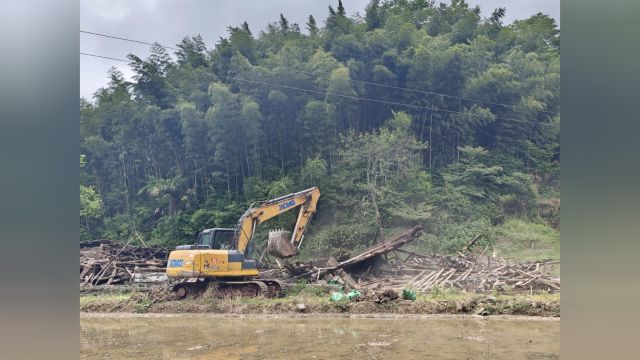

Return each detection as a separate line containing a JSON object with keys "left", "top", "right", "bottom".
{"left": 495, "top": 218, "right": 559, "bottom": 261}
{"left": 80, "top": 0, "right": 560, "bottom": 259}
{"left": 79, "top": 288, "right": 560, "bottom": 317}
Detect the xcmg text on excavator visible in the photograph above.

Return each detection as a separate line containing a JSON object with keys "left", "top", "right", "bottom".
{"left": 165, "top": 187, "right": 320, "bottom": 298}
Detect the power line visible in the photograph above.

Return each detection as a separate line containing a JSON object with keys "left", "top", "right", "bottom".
{"left": 293, "top": 69, "right": 556, "bottom": 115}
{"left": 81, "top": 52, "right": 130, "bottom": 63}
{"left": 237, "top": 78, "right": 551, "bottom": 126}
{"left": 80, "top": 30, "right": 557, "bottom": 116}
{"left": 79, "top": 51, "right": 554, "bottom": 126}
{"left": 80, "top": 30, "right": 179, "bottom": 51}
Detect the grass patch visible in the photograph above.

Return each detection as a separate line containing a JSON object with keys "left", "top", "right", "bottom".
{"left": 494, "top": 218, "right": 559, "bottom": 262}
{"left": 419, "top": 286, "right": 472, "bottom": 301}
{"left": 80, "top": 293, "right": 132, "bottom": 307}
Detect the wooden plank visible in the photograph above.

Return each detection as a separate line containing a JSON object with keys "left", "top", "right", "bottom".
{"left": 134, "top": 231, "right": 147, "bottom": 247}
{"left": 406, "top": 270, "right": 426, "bottom": 287}
{"left": 538, "top": 278, "right": 561, "bottom": 290}
{"left": 454, "top": 268, "right": 470, "bottom": 282}
{"left": 441, "top": 268, "right": 457, "bottom": 283}
{"left": 91, "top": 236, "right": 136, "bottom": 285}
{"left": 81, "top": 272, "right": 94, "bottom": 287}
{"left": 462, "top": 268, "right": 474, "bottom": 281}
{"left": 420, "top": 268, "right": 445, "bottom": 290}
{"left": 513, "top": 268, "right": 540, "bottom": 279}
{"left": 338, "top": 269, "right": 361, "bottom": 289}
{"left": 79, "top": 266, "right": 91, "bottom": 279}
{"left": 106, "top": 265, "right": 118, "bottom": 285}
{"left": 431, "top": 269, "right": 455, "bottom": 288}
{"left": 413, "top": 270, "right": 437, "bottom": 289}
{"left": 328, "top": 257, "right": 361, "bottom": 290}
{"left": 361, "top": 265, "right": 372, "bottom": 282}
{"left": 361, "top": 278, "right": 388, "bottom": 286}
{"left": 92, "top": 263, "right": 111, "bottom": 286}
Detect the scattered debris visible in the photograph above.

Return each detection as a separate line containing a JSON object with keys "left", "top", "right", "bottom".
{"left": 80, "top": 239, "right": 168, "bottom": 287}
{"left": 373, "top": 289, "right": 399, "bottom": 303}
{"left": 264, "top": 224, "right": 559, "bottom": 294}
{"left": 80, "top": 225, "right": 559, "bottom": 295}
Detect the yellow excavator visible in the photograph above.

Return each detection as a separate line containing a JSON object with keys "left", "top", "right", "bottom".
{"left": 165, "top": 187, "right": 320, "bottom": 298}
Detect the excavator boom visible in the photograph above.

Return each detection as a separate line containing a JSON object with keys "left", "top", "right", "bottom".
{"left": 234, "top": 187, "right": 320, "bottom": 257}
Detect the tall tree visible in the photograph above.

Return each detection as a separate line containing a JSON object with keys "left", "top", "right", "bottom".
{"left": 306, "top": 15, "right": 318, "bottom": 35}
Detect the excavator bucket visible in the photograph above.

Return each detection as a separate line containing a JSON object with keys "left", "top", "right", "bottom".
{"left": 267, "top": 230, "right": 298, "bottom": 258}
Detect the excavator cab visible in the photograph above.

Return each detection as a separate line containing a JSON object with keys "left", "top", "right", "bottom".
{"left": 198, "top": 228, "right": 235, "bottom": 250}
{"left": 175, "top": 228, "right": 235, "bottom": 250}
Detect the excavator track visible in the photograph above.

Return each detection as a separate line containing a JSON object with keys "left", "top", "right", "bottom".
{"left": 171, "top": 279, "right": 283, "bottom": 299}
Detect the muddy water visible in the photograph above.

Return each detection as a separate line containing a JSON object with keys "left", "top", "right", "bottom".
{"left": 80, "top": 314, "right": 559, "bottom": 359}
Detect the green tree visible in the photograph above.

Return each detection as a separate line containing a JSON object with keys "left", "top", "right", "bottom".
{"left": 175, "top": 35, "right": 208, "bottom": 68}
{"left": 80, "top": 184, "right": 103, "bottom": 239}
{"left": 127, "top": 44, "right": 175, "bottom": 108}
{"left": 365, "top": 0, "right": 383, "bottom": 30}
{"left": 138, "top": 175, "right": 188, "bottom": 216}
{"left": 306, "top": 15, "right": 318, "bottom": 36}
{"left": 336, "top": 114, "right": 427, "bottom": 243}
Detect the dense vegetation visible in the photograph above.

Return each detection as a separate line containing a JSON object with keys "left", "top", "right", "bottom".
{"left": 80, "top": 0, "right": 560, "bottom": 259}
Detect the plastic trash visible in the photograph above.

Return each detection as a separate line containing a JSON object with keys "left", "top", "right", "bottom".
{"left": 346, "top": 290, "right": 362, "bottom": 300}
{"left": 402, "top": 287, "right": 417, "bottom": 301}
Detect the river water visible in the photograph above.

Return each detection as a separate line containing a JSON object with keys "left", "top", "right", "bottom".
{"left": 80, "top": 314, "right": 559, "bottom": 359}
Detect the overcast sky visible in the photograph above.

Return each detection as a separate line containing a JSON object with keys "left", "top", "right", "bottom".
{"left": 80, "top": 0, "right": 559, "bottom": 100}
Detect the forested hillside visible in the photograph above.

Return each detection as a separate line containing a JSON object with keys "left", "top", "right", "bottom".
{"left": 80, "top": 0, "right": 560, "bottom": 259}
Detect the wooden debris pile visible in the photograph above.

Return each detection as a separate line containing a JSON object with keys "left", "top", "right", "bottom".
{"left": 79, "top": 224, "right": 560, "bottom": 295}
{"left": 261, "top": 224, "right": 560, "bottom": 294}
{"left": 80, "top": 239, "right": 168, "bottom": 287}
{"left": 258, "top": 226, "right": 419, "bottom": 283}
{"left": 355, "top": 252, "right": 560, "bottom": 294}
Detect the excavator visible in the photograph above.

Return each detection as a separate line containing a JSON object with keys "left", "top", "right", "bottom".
{"left": 165, "top": 187, "right": 320, "bottom": 298}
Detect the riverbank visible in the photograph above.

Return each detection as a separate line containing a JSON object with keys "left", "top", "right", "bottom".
{"left": 80, "top": 288, "right": 559, "bottom": 317}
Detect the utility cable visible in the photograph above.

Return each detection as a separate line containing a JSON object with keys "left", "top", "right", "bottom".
{"left": 292, "top": 69, "right": 556, "bottom": 115}
{"left": 80, "top": 30, "right": 557, "bottom": 115}
{"left": 80, "top": 52, "right": 130, "bottom": 63}
{"left": 236, "top": 78, "right": 553, "bottom": 126}
{"left": 80, "top": 30, "right": 179, "bottom": 51}
{"left": 80, "top": 52, "right": 555, "bottom": 126}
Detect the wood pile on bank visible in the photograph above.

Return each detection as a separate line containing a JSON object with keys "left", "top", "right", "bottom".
{"left": 78, "top": 224, "right": 560, "bottom": 295}
{"left": 80, "top": 239, "right": 168, "bottom": 287}
{"left": 261, "top": 225, "right": 560, "bottom": 294}
{"left": 365, "top": 253, "right": 561, "bottom": 293}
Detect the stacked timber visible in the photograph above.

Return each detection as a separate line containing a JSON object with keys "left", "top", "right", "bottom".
{"left": 80, "top": 239, "right": 168, "bottom": 287}
{"left": 362, "top": 253, "right": 560, "bottom": 294}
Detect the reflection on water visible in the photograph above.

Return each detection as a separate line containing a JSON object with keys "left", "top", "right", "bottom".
{"left": 80, "top": 315, "right": 559, "bottom": 359}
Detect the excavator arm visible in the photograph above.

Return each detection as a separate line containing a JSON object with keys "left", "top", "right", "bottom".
{"left": 234, "top": 187, "right": 320, "bottom": 257}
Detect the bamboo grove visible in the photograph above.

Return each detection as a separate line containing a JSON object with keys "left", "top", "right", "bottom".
{"left": 80, "top": 0, "right": 560, "bottom": 256}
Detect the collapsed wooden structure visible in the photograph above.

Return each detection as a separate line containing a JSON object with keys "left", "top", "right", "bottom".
{"left": 80, "top": 239, "right": 168, "bottom": 287}
{"left": 359, "top": 254, "right": 560, "bottom": 293}
{"left": 80, "top": 224, "right": 560, "bottom": 294}
{"left": 259, "top": 225, "right": 560, "bottom": 294}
